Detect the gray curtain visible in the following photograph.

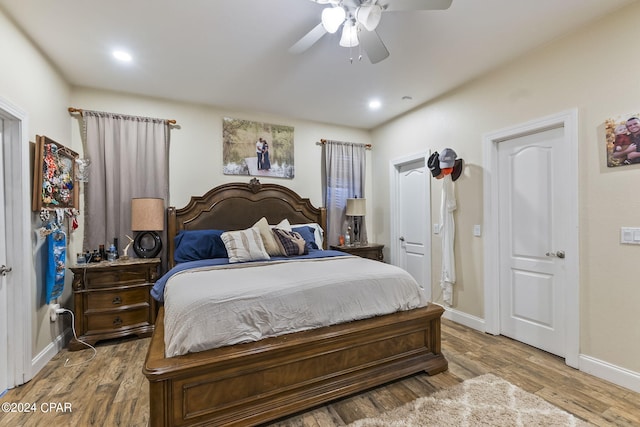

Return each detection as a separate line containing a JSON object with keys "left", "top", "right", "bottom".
{"left": 322, "top": 140, "right": 367, "bottom": 247}
{"left": 82, "top": 110, "right": 170, "bottom": 265}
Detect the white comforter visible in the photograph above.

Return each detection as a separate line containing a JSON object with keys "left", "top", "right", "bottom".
{"left": 163, "top": 256, "right": 428, "bottom": 357}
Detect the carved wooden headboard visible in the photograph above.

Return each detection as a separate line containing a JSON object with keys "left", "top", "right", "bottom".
{"left": 167, "top": 179, "right": 327, "bottom": 267}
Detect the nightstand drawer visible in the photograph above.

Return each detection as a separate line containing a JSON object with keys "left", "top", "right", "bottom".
{"left": 83, "top": 269, "right": 149, "bottom": 288}
{"left": 86, "top": 286, "right": 149, "bottom": 310}
{"left": 86, "top": 306, "right": 150, "bottom": 333}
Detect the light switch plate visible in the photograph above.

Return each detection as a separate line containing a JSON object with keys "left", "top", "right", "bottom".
{"left": 621, "top": 227, "right": 640, "bottom": 245}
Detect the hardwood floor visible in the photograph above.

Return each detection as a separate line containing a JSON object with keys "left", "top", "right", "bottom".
{"left": 1, "top": 319, "right": 638, "bottom": 426}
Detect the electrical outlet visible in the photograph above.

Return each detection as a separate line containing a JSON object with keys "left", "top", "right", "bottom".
{"left": 49, "top": 303, "right": 61, "bottom": 322}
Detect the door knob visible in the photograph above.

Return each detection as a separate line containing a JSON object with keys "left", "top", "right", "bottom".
{"left": 399, "top": 236, "right": 405, "bottom": 242}
{"left": 545, "top": 250, "right": 565, "bottom": 259}
{"left": 0, "top": 265, "right": 12, "bottom": 276}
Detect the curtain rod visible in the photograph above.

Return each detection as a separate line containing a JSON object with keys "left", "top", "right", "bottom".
{"left": 318, "top": 139, "right": 372, "bottom": 149}
{"left": 67, "top": 107, "right": 177, "bottom": 125}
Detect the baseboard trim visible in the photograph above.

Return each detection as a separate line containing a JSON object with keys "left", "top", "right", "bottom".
{"left": 579, "top": 354, "right": 640, "bottom": 393}
{"left": 31, "top": 328, "right": 71, "bottom": 377}
{"left": 442, "top": 309, "right": 640, "bottom": 394}
{"left": 442, "top": 306, "right": 485, "bottom": 331}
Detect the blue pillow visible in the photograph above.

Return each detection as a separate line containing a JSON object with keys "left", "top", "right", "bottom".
{"left": 174, "top": 229, "right": 227, "bottom": 263}
{"left": 292, "top": 226, "right": 318, "bottom": 251}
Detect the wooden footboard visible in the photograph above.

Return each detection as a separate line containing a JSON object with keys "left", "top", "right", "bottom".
{"left": 143, "top": 304, "right": 447, "bottom": 427}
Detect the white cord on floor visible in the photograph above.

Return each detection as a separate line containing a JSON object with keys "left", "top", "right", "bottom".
{"left": 56, "top": 308, "right": 97, "bottom": 367}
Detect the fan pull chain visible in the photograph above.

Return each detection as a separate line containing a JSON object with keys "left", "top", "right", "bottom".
{"left": 347, "top": 39, "right": 363, "bottom": 64}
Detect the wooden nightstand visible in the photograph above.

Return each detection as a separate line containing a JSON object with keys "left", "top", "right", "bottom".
{"left": 68, "top": 257, "right": 160, "bottom": 350}
{"left": 330, "top": 243, "right": 384, "bottom": 261}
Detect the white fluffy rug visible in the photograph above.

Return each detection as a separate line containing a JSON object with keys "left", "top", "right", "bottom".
{"left": 348, "top": 374, "right": 593, "bottom": 427}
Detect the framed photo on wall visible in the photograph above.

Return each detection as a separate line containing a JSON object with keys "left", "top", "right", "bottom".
{"left": 32, "top": 135, "right": 79, "bottom": 211}
{"left": 605, "top": 114, "right": 640, "bottom": 167}
{"left": 222, "top": 117, "right": 295, "bottom": 179}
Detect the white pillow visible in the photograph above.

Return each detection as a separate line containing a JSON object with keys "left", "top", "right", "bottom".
{"left": 291, "top": 222, "right": 324, "bottom": 250}
{"left": 221, "top": 228, "right": 270, "bottom": 263}
{"left": 252, "top": 217, "right": 282, "bottom": 256}
{"left": 273, "top": 218, "right": 292, "bottom": 231}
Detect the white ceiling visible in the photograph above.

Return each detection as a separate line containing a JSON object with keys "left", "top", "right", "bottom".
{"left": 0, "top": 0, "right": 634, "bottom": 129}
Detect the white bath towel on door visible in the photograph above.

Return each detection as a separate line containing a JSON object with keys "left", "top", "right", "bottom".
{"left": 440, "top": 174, "right": 456, "bottom": 306}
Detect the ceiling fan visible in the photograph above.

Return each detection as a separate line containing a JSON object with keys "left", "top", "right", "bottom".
{"left": 289, "top": 0, "right": 453, "bottom": 64}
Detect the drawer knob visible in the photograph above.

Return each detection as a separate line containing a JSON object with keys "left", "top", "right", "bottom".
{"left": 113, "top": 317, "right": 123, "bottom": 327}
{"left": 112, "top": 296, "right": 122, "bottom": 305}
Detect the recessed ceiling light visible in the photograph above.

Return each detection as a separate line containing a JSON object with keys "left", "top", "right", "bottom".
{"left": 368, "top": 99, "right": 382, "bottom": 110}
{"left": 112, "top": 50, "right": 132, "bottom": 62}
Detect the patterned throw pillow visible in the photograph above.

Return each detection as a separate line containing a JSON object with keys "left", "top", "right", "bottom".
{"left": 221, "top": 228, "right": 270, "bottom": 263}
{"left": 273, "top": 228, "right": 308, "bottom": 256}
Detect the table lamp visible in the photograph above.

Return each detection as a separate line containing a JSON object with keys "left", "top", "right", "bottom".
{"left": 131, "top": 197, "right": 164, "bottom": 258}
{"left": 346, "top": 197, "right": 366, "bottom": 246}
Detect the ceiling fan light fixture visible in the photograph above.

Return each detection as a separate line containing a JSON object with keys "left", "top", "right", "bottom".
{"left": 355, "top": 4, "right": 382, "bottom": 31}
{"left": 339, "top": 20, "right": 359, "bottom": 47}
{"left": 321, "top": 6, "right": 346, "bottom": 34}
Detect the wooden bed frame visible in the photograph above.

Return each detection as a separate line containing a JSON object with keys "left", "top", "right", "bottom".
{"left": 144, "top": 179, "right": 448, "bottom": 426}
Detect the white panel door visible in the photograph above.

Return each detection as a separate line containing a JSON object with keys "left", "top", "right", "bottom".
{"left": 498, "top": 126, "right": 567, "bottom": 357}
{"left": 0, "top": 118, "right": 7, "bottom": 394}
{"left": 398, "top": 159, "right": 429, "bottom": 291}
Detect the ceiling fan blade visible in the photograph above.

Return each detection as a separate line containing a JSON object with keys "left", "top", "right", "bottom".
{"left": 382, "top": 0, "right": 453, "bottom": 11}
{"left": 359, "top": 30, "right": 390, "bottom": 64}
{"left": 289, "top": 23, "right": 328, "bottom": 54}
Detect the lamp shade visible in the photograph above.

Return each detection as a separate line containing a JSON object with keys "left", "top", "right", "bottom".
{"left": 346, "top": 198, "right": 366, "bottom": 216}
{"left": 131, "top": 198, "right": 164, "bottom": 231}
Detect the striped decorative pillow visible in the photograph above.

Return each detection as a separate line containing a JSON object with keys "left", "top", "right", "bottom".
{"left": 221, "top": 228, "right": 270, "bottom": 263}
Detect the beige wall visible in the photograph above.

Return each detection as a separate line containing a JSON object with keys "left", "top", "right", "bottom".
{"left": 371, "top": 2, "right": 640, "bottom": 375}
{"left": 0, "top": 10, "right": 73, "bottom": 358}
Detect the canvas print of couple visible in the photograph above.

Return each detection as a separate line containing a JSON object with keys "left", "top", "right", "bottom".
{"left": 222, "top": 117, "right": 294, "bottom": 178}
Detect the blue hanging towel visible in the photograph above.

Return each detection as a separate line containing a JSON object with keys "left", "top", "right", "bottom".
{"left": 46, "top": 229, "right": 66, "bottom": 304}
